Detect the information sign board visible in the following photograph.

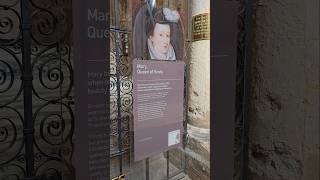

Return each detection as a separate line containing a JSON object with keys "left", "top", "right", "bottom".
{"left": 132, "top": 60, "right": 185, "bottom": 161}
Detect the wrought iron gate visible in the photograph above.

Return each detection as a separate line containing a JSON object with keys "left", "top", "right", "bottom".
{"left": 0, "top": 0, "right": 74, "bottom": 179}
{"left": 1, "top": 0, "right": 188, "bottom": 179}
{"left": 1, "top": 0, "right": 249, "bottom": 180}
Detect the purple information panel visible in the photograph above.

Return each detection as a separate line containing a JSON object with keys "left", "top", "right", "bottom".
{"left": 73, "top": 0, "right": 109, "bottom": 179}
{"left": 133, "top": 59, "right": 185, "bottom": 161}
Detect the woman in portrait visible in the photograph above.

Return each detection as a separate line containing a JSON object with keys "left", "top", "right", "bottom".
{"left": 133, "top": 3, "right": 184, "bottom": 61}
{"left": 145, "top": 8, "right": 180, "bottom": 60}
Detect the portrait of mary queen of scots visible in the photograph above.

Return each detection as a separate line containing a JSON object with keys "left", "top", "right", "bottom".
{"left": 133, "top": 2, "right": 184, "bottom": 61}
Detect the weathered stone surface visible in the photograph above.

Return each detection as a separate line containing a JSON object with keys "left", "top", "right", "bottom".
{"left": 248, "top": 0, "right": 319, "bottom": 179}
{"left": 170, "top": 148, "right": 209, "bottom": 180}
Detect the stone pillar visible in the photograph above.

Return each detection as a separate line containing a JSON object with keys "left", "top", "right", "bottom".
{"left": 187, "top": 0, "right": 210, "bottom": 129}
{"left": 187, "top": 0, "right": 210, "bottom": 147}
{"left": 184, "top": 0, "right": 211, "bottom": 179}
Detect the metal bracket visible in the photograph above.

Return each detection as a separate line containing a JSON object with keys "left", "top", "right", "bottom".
{"left": 20, "top": 23, "right": 32, "bottom": 31}
{"left": 183, "top": 132, "right": 190, "bottom": 145}
{"left": 112, "top": 174, "right": 125, "bottom": 180}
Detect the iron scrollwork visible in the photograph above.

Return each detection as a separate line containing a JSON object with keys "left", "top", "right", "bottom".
{"left": 30, "top": 0, "right": 74, "bottom": 178}
{"left": 0, "top": 107, "right": 24, "bottom": 167}
{"left": 1, "top": 0, "right": 75, "bottom": 179}
{"left": 0, "top": 1, "right": 25, "bottom": 179}
{"left": 110, "top": 29, "right": 132, "bottom": 155}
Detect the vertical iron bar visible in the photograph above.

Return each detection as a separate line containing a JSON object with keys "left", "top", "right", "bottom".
{"left": 241, "top": 0, "right": 253, "bottom": 180}
{"left": 182, "top": 0, "right": 192, "bottom": 175}
{"left": 166, "top": 152, "right": 169, "bottom": 179}
{"left": 144, "top": 1, "right": 153, "bottom": 178}
{"left": 20, "top": 0, "right": 35, "bottom": 179}
{"left": 114, "top": 0, "right": 123, "bottom": 174}
{"left": 57, "top": 37, "right": 64, "bottom": 177}
{"left": 146, "top": 158, "right": 150, "bottom": 180}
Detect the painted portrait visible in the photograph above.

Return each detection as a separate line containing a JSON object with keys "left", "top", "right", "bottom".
{"left": 133, "top": 1, "right": 185, "bottom": 61}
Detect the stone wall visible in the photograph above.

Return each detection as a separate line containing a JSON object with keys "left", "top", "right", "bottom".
{"left": 248, "top": 0, "right": 319, "bottom": 179}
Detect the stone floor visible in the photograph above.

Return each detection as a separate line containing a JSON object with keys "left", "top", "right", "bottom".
{"left": 111, "top": 152, "right": 192, "bottom": 180}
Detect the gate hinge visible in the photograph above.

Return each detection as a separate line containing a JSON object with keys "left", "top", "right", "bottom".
{"left": 183, "top": 132, "right": 190, "bottom": 145}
